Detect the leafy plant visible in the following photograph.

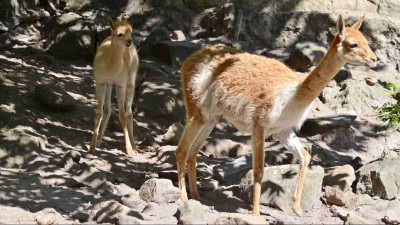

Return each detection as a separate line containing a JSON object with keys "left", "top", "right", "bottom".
{"left": 379, "top": 82, "right": 400, "bottom": 130}
{"left": 379, "top": 102, "right": 400, "bottom": 129}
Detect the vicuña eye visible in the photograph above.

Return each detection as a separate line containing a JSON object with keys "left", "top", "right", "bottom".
{"left": 117, "top": 33, "right": 123, "bottom": 37}
{"left": 349, "top": 43, "right": 358, "bottom": 48}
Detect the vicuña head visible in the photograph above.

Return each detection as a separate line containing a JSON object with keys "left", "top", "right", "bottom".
{"left": 175, "top": 15, "right": 376, "bottom": 217}
{"left": 335, "top": 15, "right": 377, "bottom": 67}
{"left": 108, "top": 16, "right": 134, "bottom": 48}
{"left": 89, "top": 16, "right": 139, "bottom": 157}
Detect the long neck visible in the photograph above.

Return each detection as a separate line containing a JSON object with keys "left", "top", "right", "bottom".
{"left": 107, "top": 38, "right": 126, "bottom": 63}
{"left": 296, "top": 36, "right": 346, "bottom": 105}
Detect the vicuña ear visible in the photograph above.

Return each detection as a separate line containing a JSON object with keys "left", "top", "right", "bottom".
{"left": 351, "top": 16, "right": 364, "bottom": 30}
{"left": 107, "top": 16, "right": 115, "bottom": 30}
{"left": 336, "top": 15, "right": 346, "bottom": 40}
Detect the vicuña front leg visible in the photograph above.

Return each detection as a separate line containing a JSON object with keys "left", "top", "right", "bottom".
{"left": 90, "top": 84, "right": 107, "bottom": 152}
{"left": 251, "top": 124, "right": 265, "bottom": 216}
{"left": 292, "top": 147, "right": 311, "bottom": 216}
{"left": 125, "top": 83, "right": 137, "bottom": 152}
{"left": 274, "top": 130, "right": 311, "bottom": 216}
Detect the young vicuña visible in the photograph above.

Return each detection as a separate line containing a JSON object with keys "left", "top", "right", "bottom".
{"left": 175, "top": 15, "right": 377, "bottom": 215}
{"left": 89, "top": 17, "right": 139, "bottom": 156}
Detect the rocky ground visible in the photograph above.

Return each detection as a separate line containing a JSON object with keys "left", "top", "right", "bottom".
{"left": 1, "top": 0, "right": 400, "bottom": 224}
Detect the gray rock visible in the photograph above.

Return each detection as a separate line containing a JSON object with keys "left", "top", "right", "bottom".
{"left": 175, "top": 199, "right": 209, "bottom": 225}
{"left": 324, "top": 186, "right": 362, "bottom": 208}
{"left": 162, "top": 122, "right": 184, "bottom": 145}
{"left": 334, "top": 69, "right": 352, "bottom": 83}
{"left": 286, "top": 41, "right": 328, "bottom": 72}
{"left": 141, "top": 202, "right": 160, "bottom": 216}
{"left": 154, "top": 40, "right": 201, "bottom": 66}
{"left": 299, "top": 114, "right": 357, "bottom": 137}
{"left": 120, "top": 193, "right": 145, "bottom": 210}
{"left": 41, "top": 12, "right": 96, "bottom": 60}
{"left": 240, "top": 165, "right": 324, "bottom": 213}
{"left": 321, "top": 70, "right": 397, "bottom": 114}
{"left": 213, "top": 155, "right": 253, "bottom": 183}
{"left": 139, "top": 178, "right": 180, "bottom": 204}
{"left": 211, "top": 212, "right": 267, "bottom": 225}
{"left": 356, "top": 157, "right": 400, "bottom": 199}
{"left": 199, "top": 179, "right": 219, "bottom": 191}
{"left": 323, "top": 165, "right": 356, "bottom": 192}
{"left": 158, "top": 170, "right": 178, "bottom": 182}
{"left": 34, "top": 84, "right": 77, "bottom": 112}
{"left": 139, "top": 27, "right": 171, "bottom": 57}
{"left": 87, "top": 200, "right": 144, "bottom": 223}
{"left": 200, "top": 3, "right": 236, "bottom": 38}
{"left": 35, "top": 208, "right": 57, "bottom": 225}
{"left": 137, "top": 60, "right": 168, "bottom": 84}
{"left": 98, "top": 181, "right": 117, "bottom": 196}
{"left": 135, "top": 77, "right": 184, "bottom": 121}
{"left": 72, "top": 163, "right": 106, "bottom": 189}
{"left": 0, "top": 126, "right": 47, "bottom": 168}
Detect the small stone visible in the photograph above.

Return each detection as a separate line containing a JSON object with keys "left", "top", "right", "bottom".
{"left": 120, "top": 193, "right": 144, "bottom": 209}
{"left": 211, "top": 212, "right": 267, "bottom": 225}
{"left": 324, "top": 186, "right": 362, "bottom": 209}
{"left": 365, "top": 77, "right": 378, "bottom": 86}
{"left": 35, "top": 208, "right": 57, "bottom": 225}
{"left": 139, "top": 178, "right": 180, "bottom": 204}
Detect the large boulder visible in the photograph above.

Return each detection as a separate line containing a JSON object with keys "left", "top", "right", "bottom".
{"left": 321, "top": 70, "right": 397, "bottom": 115}
{"left": 135, "top": 77, "right": 185, "bottom": 121}
{"left": 34, "top": 83, "right": 77, "bottom": 112}
{"left": 240, "top": 165, "right": 324, "bottom": 213}
{"left": 40, "top": 12, "right": 96, "bottom": 60}
{"left": 154, "top": 40, "right": 202, "bottom": 66}
{"left": 323, "top": 165, "right": 356, "bottom": 192}
{"left": 175, "top": 200, "right": 210, "bottom": 224}
{"left": 0, "top": 126, "right": 47, "bottom": 168}
{"left": 356, "top": 157, "right": 400, "bottom": 199}
{"left": 285, "top": 41, "right": 327, "bottom": 72}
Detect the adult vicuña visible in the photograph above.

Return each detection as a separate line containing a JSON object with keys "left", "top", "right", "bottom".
{"left": 175, "top": 15, "right": 376, "bottom": 216}
{"left": 89, "top": 17, "right": 139, "bottom": 156}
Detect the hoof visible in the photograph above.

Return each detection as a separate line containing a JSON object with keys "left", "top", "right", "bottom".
{"left": 126, "top": 145, "right": 137, "bottom": 157}
{"left": 292, "top": 205, "right": 303, "bottom": 217}
{"left": 180, "top": 193, "right": 188, "bottom": 202}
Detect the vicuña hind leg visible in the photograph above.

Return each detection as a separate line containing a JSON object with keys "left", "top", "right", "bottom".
{"left": 90, "top": 83, "right": 107, "bottom": 152}
{"left": 175, "top": 116, "right": 205, "bottom": 201}
{"left": 125, "top": 83, "right": 137, "bottom": 152}
{"left": 187, "top": 117, "right": 218, "bottom": 200}
{"left": 273, "top": 130, "right": 311, "bottom": 216}
{"left": 116, "top": 85, "right": 134, "bottom": 156}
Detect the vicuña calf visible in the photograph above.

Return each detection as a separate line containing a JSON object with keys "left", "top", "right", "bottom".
{"left": 176, "top": 15, "right": 376, "bottom": 215}
{"left": 89, "top": 17, "right": 139, "bottom": 156}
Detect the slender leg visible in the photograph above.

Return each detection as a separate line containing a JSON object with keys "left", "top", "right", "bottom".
{"left": 251, "top": 124, "right": 266, "bottom": 216}
{"left": 116, "top": 85, "right": 134, "bottom": 156}
{"left": 273, "top": 130, "right": 311, "bottom": 216}
{"left": 175, "top": 116, "right": 205, "bottom": 201}
{"left": 96, "top": 84, "right": 113, "bottom": 147}
{"left": 125, "top": 82, "right": 136, "bottom": 151}
{"left": 89, "top": 83, "right": 107, "bottom": 152}
{"left": 187, "top": 117, "right": 218, "bottom": 200}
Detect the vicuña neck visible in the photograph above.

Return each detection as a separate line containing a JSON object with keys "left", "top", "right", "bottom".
{"left": 296, "top": 36, "right": 346, "bottom": 105}
{"left": 108, "top": 39, "right": 126, "bottom": 59}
